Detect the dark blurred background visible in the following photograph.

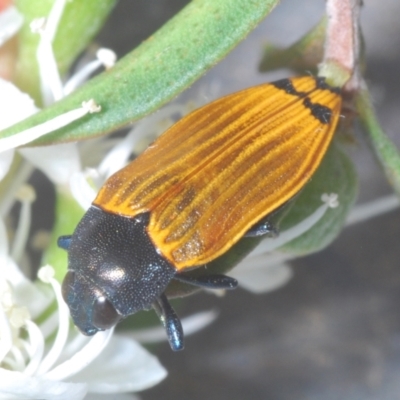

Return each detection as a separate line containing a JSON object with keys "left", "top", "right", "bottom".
{"left": 90, "top": 1, "right": 400, "bottom": 399}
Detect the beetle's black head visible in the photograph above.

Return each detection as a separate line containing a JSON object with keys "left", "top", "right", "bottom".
{"left": 58, "top": 206, "right": 176, "bottom": 336}
{"left": 61, "top": 269, "right": 121, "bottom": 335}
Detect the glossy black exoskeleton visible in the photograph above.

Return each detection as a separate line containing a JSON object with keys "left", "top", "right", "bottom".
{"left": 58, "top": 206, "right": 238, "bottom": 351}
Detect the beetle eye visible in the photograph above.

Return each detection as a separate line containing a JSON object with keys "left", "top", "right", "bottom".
{"left": 92, "top": 297, "right": 121, "bottom": 330}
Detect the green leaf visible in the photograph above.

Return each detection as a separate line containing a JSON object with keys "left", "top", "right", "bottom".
{"left": 14, "top": 0, "right": 117, "bottom": 103}
{"left": 3, "top": 0, "right": 279, "bottom": 144}
{"left": 278, "top": 141, "right": 358, "bottom": 255}
{"left": 259, "top": 16, "right": 326, "bottom": 74}
{"left": 356, "top": 82, "right": 400, "bottom": 197}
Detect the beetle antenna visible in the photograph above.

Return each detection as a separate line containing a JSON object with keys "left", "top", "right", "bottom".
{"left": 174, "top": 273, "right": 238, "bottom": 290}
{"left": 57, "top": 235, "right": 72, "bottom": 250}
{"left": 153, "top": 293, "right": 184, "bottom": 351}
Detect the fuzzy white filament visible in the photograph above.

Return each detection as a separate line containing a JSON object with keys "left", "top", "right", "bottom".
{"left": 0, "top": 100, "right": 101, "bottom": 154}
{"left": 63, "top": 48, "right": 117, "bottom": 96}
{"left": 31, "top": 0, "right": 67, "bottom": 105}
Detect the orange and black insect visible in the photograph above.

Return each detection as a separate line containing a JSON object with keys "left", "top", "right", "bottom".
{"left": 58, "top": 76, "right": 342, "bottom": 351}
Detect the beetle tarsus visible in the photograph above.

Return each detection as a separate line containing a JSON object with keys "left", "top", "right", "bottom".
{"left": 244, "top": 219, "right": 278, "bottom": 238}
{"left": 153, "top": 294, "right": 184, "bottom": 351}
{"left": 174, "top": 273, "right": 238, "bottom": 290}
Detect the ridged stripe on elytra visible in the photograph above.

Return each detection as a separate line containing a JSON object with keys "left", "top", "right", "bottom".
{"left": 96, "top": 77, "right": 320, "bottom": 211}
{"left": 94, "top": 76, "right": 342, "bottom": 268}
{"left": 151, "top": 80, "right": 339, "bottom": 231}
{"left": 155, "top": 88, "right": 341, "bottom": 264}
{"left": 111, "top": 88, "right": 296, "bottom": 209}
{"left": 156, "top": 101, "right": 315, "bottom": 228}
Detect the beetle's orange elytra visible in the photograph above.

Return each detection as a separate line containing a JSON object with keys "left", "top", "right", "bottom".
{"left": 94, "top": 76, "right": 342, "bottom": 268}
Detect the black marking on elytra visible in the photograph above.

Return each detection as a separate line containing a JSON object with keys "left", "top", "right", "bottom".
{"left": 303, "top": 98, "right": 332, "bottom": 124}
{"left": 272, "top": 78, "right": 308, "bottom": 97}
{"left": 315, "top": 77, "right": 341, "bottom": 94}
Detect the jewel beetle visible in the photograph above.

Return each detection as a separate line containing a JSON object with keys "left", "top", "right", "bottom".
{"left": 58, "top": 76, "right": 342, "bottom": 351}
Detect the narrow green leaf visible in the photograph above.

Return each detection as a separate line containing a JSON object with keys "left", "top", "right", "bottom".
{"left": 357, "top": 82, "right": 400, "bottom": 197}
{"left": 259, "top": 17, "right": 326, "bottom": 74}
{"left": 3, "top": 0, "right": 279, "bottom": 145}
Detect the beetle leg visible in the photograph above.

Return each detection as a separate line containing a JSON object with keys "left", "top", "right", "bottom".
{"left": 174, "top": 273, "right": 238, "bottom": 290}
{"left": 153, "top": 293, "right": 184, "bottom": 351}
{"left": 244, "top": 218, "right": 279, "bottom": 238}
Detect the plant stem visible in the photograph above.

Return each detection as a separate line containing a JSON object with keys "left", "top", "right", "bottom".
{"left": 319, "top": 0, "right": 361, "bottom": 89}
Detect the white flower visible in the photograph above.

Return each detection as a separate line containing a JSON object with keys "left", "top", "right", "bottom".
{"left": 0, "top": 189, "right": 166, "bottom": 399}
{"left": 0, "top": 3, "right": 167, "bottom": 399}
{"left": 0, "top": 265, "right": 166, "bottom": 400}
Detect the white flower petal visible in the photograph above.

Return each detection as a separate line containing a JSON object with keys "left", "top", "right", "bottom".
{"left": 71, "top": 335, "right": 167, "bottom": 393}
{"left": 1, "top": 214, "right": 44, "bottom": 289}
{"left": 0, "top": 206, "right": 9, "bottom": 257}
{"left": 44, "top": 330, "right": 113, "bottom": 381}
{"left": 232, "top": 262, "right": 293, "bottom": 294}
{"left": 0, "top": 78, "right": 39, "bottom": 130}
{"left": 129, "top": 310, "right": 218, "bottom": 344}
{"left": 3, "top": 265, "right": 52, "bottom": 318}
{"left": 1, "top": 248, "right": 53, "bottom": 319}
{"left": 97, "top": 103, "right": 184, "bottom": 180}
{"left": 85, "top": 393, "right": 140, "bottom": 400}
{"left": 0, "top": 6, "right": 24, "bottom": 47}
{"left": 0, "top": 150, "right": 14, "bottom": 180}
{"left": 19, "top": 143, "right": 81, "bottom": 185}
{"left": 0, "top": 304, "right": 13, "bottom": 363}
{"left": 69, "top": 171, "right": 97, "bottom": 210}
{"left": 54, "top": 333, "right": 90, "bottom": 365}
{"left": 0, "top": 161, "right": 33, "bottom": 218}
{"left": 0, "top": 369, "right": 87, "bottom": 400}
